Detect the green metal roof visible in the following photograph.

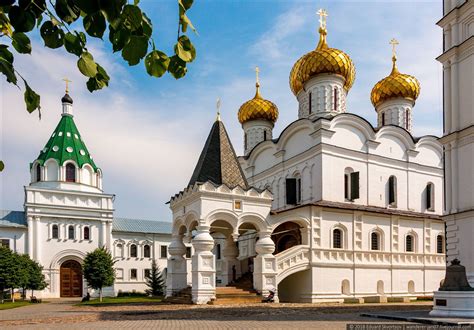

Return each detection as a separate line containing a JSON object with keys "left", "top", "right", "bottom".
{"left": 34, "top": 114, "right": 98, "bottom": 171}
{"left": 0, "top": 210, "right": 27, "bottom": 228}
{"left": 112, "top": 217, "right": 172, "bottom": 234}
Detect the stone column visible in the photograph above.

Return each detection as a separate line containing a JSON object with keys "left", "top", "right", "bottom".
{"left": 27, "top": 216, "right": 34, "bottom": 258}
{"left": 191, "top": 225, "right": 215, "bottom": 304}
{"left": 253, "top": 231, "right": 278, "bottom": 302}
{"left": 166, "top": 234, "right": 188, "bottom": 297}
{"left": 221, "top": 236, "right": 241, "bottom": 285}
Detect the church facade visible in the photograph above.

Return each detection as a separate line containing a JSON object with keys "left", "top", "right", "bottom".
{"left": 0, "top": 8, "right": 449, "bottom": 303}
{"left": 166, "top": 11, "right": 446, "bottom": 304}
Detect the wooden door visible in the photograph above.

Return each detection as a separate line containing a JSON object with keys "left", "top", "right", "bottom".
{"left": 60, "top": 260, "right": 83, "bottom": 297}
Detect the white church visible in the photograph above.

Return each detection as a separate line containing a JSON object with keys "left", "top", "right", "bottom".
{"left": 3, "top": 4, "right": 469, "bottom": 303}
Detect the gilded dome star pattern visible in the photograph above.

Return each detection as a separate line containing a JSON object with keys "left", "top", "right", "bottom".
{"left": 238, "top": 75, "right": 279, "bottom": 125}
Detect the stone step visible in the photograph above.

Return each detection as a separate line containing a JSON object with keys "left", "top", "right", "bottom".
{"left": 216, "top": 293, "right": 261, "bottom": 299}
{"left": 209, "top": 297, "right": 262, "bottom": 305}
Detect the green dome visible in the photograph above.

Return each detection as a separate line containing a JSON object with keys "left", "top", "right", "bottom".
{"left": 33, "top": 114, "right": 98, "bottom": 171}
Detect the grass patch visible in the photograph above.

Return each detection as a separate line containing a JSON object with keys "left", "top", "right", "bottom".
{"left": 0, "top": 301, "right": 31, "bottom": 310}
{"left": 78, "top": 296, "right": 163, "bottom": 306}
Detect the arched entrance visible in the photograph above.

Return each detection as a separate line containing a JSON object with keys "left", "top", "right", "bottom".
{"left": 60, "top": 260, "right": 83, "bottom": 297}
{"left": 272, "top": 222, "right": 302, "bottom": 254}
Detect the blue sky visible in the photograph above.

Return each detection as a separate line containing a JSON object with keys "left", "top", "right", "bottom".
{"left": 1, "top": 1, "right": 443, "bottom": 221}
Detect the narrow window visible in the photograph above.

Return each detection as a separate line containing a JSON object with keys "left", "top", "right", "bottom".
{"left": 388, "top": 176, "right": 397, "bottom": 206}
{"left": 68, "top": 225, "right": 75, "bottom": 240}
{"left": 426, "top": 183, "right": 434, "bottom": 211}
{"left": 350, "top": 172, "right": 360, "bottom": 200}
{"left": 116, "top": 244, "right": 123, "bottom": 258}
{"left": 371, "top": 232, "right": 380, "bottom": 251}
{"left": 382, "top": 112, "right": 385, "bottom": 126}
{"left": 405, "top": 109, "right": 409, "bottom": 129}
{"left": 130, "top": 244, "right": 137, "bottom": 258}
{"left": 309, "top": 92, "right": 312, "bottom": 114}
{"left": 52, "top": 224, "right": 59, "bottom": 239}
{"left": 286, "top": 178, "right": 297, "bottom": 205}
{"left": 186, "top": 246, "right": 192, "bottom": 258}
{"left": 144, "top": 269, "right": 151, "bottom": 279}
{"left": 333, "top": 229, "right": 342, "bottom": 249}
{"left": 344, "top": 173, "right": 349, "bottom": 200}
{"left": 216, "top": 244, "right": 221, "bottom": 260}
{"left": 130, "top": 269, "right": 137, "bottom": 280}
{"left": 35, "top": 164, "right": 41, "bottom": 182}
{"left": 406, "top": 235, "right": 414, "bottom": 252}
{"left": 160, "top": 245, "right": 167, "bottom": 259}
{"left": 296, "top": 177, "right": 302, "bottom": 204}
{"left": 65, "top": 163, "right": 76, "bottom": 182}
{"left": 144, "top": 244, "right": 151, "bottom": 258}
{"left": 83, "top": 226, "right": 90, "bottom": 240}
{"left": 437, "top": 235, "right": 444, "bottom": 254}
{"left": 0, "top": 239, "right": 10, "bottom": 249}
{"left": 263, "top": 130, "right": 267, "bottom": 141}
{"left": 244, "top": 133, "right": 248, "bottom": 151}
{"left": 333, "top": 87, "right": 338, "bottom": 111}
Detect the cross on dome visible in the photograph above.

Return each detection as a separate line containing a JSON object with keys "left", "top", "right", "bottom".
{"left": 62, "top": 77, "right": 72, "bottom": 93}
{"left": 317, "top": 8, "right": 328, "bottom": 30}
{"left": 255, "top": 66, "right": 260, "bottom": 86}
{"left": 216, "top": 97, "right": 222, "bottom": 121}
{"left": 389, "top": 38, "right": 399, "bottom": 59}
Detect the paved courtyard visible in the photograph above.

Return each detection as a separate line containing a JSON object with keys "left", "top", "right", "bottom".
{"left": 0, "top": 299, "right": 434, "bottom": 329}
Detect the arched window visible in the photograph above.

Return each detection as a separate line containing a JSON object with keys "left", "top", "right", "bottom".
{"left": 65, "top": 163, "right": 76, "bottom": 182}
{"left": 35, "top": 164, "right": 41, "bottom": 182}
{"left": 216, "top": 244, "right": 221, "bottom": 260}
{"left": 341, "top": 279, "right": 350, "bottom": 295}
{"left": 371, "top": 232, "right": 380, "bottom": 251}
{"left": 116, "top": 243, "right": 124, "bottom": 258}
{"left": 333, "top": 229, "right": 343, "bottom": 249}
{"left": 308, "top": 92, "right": 312, "bottom": 114}
{"left": 45, "top": 160, "right": 59, "bottom": 181}
{"left": 263, "top": 130, "right": 267, "bottom": 141}
{"left": 68, "top": 225, "right": 75, "bottom": 240}
{"left": 388, "top": 176, "right": 397, "bottom": 206}
{"left": 406, "top": 234, "right": 415, "bottom": 252}
{"left": 244, "top": 133, "right": 248, "bottom": 151}
{"left": 408, "top": 280, "right": 415, "bottom": 294}
{"left": 286, "top": 174, "right": 301, "bottom": 205}
{"left": 426, "top": 183, "right": 435, "bottom": 211}
{"left": 84, "top": 226, "right": 90, "bottom": 240}
{"left": 436, "top": 235, "right": 444, "bottom": 254}
{"left": 344, "top": 168, "right": 359, "bottom": 201}
{"left": 333, "top": 87, "right": 338, "bottom": 111}
{"left": 52, "top": 224, "right": 59, "bottom": 239}
{"left": 405, "top": 109, "right": 410, "bottom": 129}
{"left": 381, "top": 112, "right": 386, "bottom": 126}
{"left": 130, "top": 244, "right": 137, "bottom": 258}
{"left": 377, "top": 280, "right": 384, "bottom": 294}
{"left": 144, "top": 244, "right": 151, "bottom": 258}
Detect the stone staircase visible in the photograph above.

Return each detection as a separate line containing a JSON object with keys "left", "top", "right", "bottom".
{"left": 209, "top": 273, "right": 262, "bottom": 305}
{"left": 164, "top": 286, "right": 193, "bottom": 304}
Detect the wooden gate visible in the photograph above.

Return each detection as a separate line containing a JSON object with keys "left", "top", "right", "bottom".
{"left": 60, "top": 260, "right": 83, "bottom": 297}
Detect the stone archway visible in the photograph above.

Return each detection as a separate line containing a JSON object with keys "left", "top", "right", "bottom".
{"left": 272, "top": 222, "right": 302, "bottom": 254}
{"left": 60, "top": 260, "right": 83, "bottom": 297}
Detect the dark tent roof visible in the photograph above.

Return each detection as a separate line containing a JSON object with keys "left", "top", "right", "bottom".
{"left": 188, "top": 119, "right": 248, "bottom": 189}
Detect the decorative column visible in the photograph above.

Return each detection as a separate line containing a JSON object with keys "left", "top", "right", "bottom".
{"left": 191, "top": 225, "right": 216, "bottom": 304}
{"left": 253, "top": 231, "right": 278, "bottom": 302}
{"left": 166, "top": 234, "right": 188, "bottom": 297}
{"left": 221, "top": 236, "right": 241, "bottom": 285}
{"left": 27, "top": 216, "right": 34, "bottom": 258}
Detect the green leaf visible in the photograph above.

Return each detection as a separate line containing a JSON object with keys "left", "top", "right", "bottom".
{"left": 99, "top": 0, "right": 126, "bottom": 22}
{"left": 23, "top": 80, "right": 40, "bottom": 113}
{"left": 145, "top": 50, "right": 169, "bottom": 77}
{"left": 75, "top": 0, "right": 100, "bottom": 15}
{"left": 174, "top": 35, "right": 196, "bottom": 62}
{"left": 121, "top": 35, "right": 148, "bottom": 66}
{"left": 83, "top": 11, "right": 106, "bottom": 38}
{"left": 141, "top": 12, "right": 152, "bottom": 38}
{"left": 86, "top": 63, "right": 110, "bottom": 92}
{"left": 12, "top": 32, "right": 31, "bottom": 54}
{"left": 0, "top": 160, "right": 4, "bottom": 172}
{"left": 8, "top": 5, "right": 36, "bottom": 32}
{"left": 77, "top": 52, "right": 98, "bottom": 77}
{"left": 121, "top": 4, "right": 142, "bottom": 31}
{"left": 180, "top": 13, "right": 196, "bottom": 34}
{"left": 0, "top": 46, "right": 17, "bottom": 84}
{"left": 0, "top": 45, "right": 14, "bottom": 64}
{"left": 64, "top": 32, "right": 83, "bottom": 56}
{"left": 168, "top": 55, "right": 187, "bottom": 79}
{"left": 40, "top": 21, "right": 64, "bottom": 49}
{"left": 109, "top": 26, "right": 130, "bottom": 52}
{"left": 55, "top": 0, "right": 81, "bottom": 24}
{"left": 134, "top": 0, "right": 140, "bottom": 5}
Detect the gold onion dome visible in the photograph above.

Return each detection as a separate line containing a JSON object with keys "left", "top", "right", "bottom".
{"left": 370, "top": 56, "right": 420, "bottom": 108}
{"left": 289, "top": 12, "right": 356, "bottom": 96}
{"left": 238, "top": 68, "right": 279, "bottom": 124}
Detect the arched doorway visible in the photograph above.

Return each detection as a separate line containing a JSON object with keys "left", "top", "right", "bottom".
{"left": 60, "top": 260, "right": 83, "bottom": 297}
{"left": 272, "top": 222, "right": 302, "bottom": 254}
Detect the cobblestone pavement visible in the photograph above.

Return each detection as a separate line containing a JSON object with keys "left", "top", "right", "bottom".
{"left": 0, "top": 300, "right": 432, "bottom": 329}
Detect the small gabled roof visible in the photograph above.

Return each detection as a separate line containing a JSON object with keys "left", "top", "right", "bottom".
{"left": 112, "top": 217, "right": 172, "bottom": 234}
{"left": 188, "top": 119, "right": 248, "bottom": 189}
{"left": 0, "top": 210, "right": 27, "bottom": 228}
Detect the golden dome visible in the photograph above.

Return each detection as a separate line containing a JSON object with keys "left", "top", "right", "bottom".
{"left": 289, "top": 27, "right": 356, "bottom": 96}
{"left": 370, "top": 56, "right": 420, "bottom": 108}
{"left": 238, "top": 69, "right": 278, "bottom": 125}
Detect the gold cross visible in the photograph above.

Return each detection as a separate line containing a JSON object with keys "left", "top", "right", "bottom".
{"left": 317, "top": 8, "right": 328, "bottom": 30}
{"left": 389, "top": 38, "right": 399, "bottom": 58}
{"left": 255, "top": 66, "right": 260, "bottom": 85}
{"left": 62, "top": 78, "right": 72, "bottom": 93}
{"left": 216, "top": 97, "right": 221, "bottom": 121}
